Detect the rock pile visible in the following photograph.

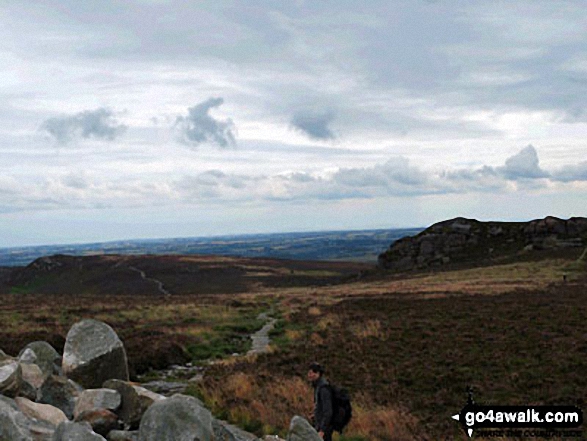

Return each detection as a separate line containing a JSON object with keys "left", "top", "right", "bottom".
{"left": 0, "top": 318, "right": 315, "bottom": 441}
{"left": 378, "top": 216, "right": 587, "bottom": 271}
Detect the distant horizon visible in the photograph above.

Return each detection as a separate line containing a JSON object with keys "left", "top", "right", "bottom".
{"left": 1, "top": 224, "right": 425, "bottom": 251}
{"left": 3, "top": 213, "right": 586, "bottom": 250}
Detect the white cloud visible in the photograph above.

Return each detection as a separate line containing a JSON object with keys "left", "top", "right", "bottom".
{"left": 499, "top": 144, "right": 550, "bottom": 180}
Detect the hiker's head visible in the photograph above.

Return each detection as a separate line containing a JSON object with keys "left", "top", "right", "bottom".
{"left": 307, "top": 362, "right": 324, "bottom": 381}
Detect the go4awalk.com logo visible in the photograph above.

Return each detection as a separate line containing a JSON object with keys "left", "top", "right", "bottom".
{"left": 452, "top": 388, "right": 583, "bottom": 438}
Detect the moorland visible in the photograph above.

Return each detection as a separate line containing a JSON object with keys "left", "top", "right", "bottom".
{"left": 0, "top": 218, "right": 585, "bottom": 440}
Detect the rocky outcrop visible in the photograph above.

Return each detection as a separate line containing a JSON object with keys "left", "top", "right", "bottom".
{"left": 378, "top": 216, "right": 587, "bottom": 271}
{"left": 62, "top": 319, "right": 129, "bottom": 389}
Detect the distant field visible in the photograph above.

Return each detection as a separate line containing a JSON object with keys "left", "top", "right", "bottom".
{"left": 0, "top": 228, "right": 422, "bottom": 266}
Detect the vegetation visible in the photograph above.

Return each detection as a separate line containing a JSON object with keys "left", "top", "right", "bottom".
{"left": 0, "top": 249, "right": 585, "bottom": 439}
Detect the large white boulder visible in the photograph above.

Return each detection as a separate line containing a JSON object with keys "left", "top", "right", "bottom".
{"left": 62, "top": 320, "right": 129, "bottom": 389}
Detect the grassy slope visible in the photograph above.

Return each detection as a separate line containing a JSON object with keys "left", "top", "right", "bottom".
{"left": 195, "top": 253, "right": 587, "bottom": 440}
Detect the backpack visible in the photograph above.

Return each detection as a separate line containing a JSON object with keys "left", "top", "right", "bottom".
{"left": 328, "top": 384, "right": 352, "bottom": 433}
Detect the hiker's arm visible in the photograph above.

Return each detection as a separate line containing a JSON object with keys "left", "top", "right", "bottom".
{"left": 318, "top": 387, "right": 333, "bottom": 431}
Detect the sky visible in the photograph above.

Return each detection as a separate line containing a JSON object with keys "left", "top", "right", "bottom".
{"left": 1, "top": 0, "right": 586, "bottom": 247}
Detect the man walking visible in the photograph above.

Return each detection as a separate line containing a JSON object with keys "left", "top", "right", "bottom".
{"left": 307, "top": 362, "right": 333, "bottom": 441}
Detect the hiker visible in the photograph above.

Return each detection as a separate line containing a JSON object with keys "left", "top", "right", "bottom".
{"left": 307, "top": 362, "right": 333, "bottom": 441}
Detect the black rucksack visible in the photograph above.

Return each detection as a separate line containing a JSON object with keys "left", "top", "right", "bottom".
{"left": 329, "top": 384, "right": 352, "bottom": 433}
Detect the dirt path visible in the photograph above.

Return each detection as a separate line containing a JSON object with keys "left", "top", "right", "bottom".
{"left": 128, "top": 266, "right": 171, "bottom": 296}
{"left": 247, "top": 312, "right": 278, "bottom": 356}
{"left": 140, "top": 311, "right": 277, "bottom": 393}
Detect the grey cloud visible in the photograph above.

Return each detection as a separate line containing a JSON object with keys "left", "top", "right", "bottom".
{"left": 175, "top": 98, "right": 237, "bottom": 149}
{"left": 551, "top": 161, "right": 587, "bottom": 182}
{"left": 499, "top": 144, "right": 550, "bottom": 180}
{"left": 291, "top": 111, "right": 335, "bottom": 140}
{"left": 41, "top": 108, "right": 127, "bottom": 144}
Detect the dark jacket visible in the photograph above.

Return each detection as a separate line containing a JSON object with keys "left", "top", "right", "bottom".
{"left": 312, "top": 376, "right": 333, "bottom": 432}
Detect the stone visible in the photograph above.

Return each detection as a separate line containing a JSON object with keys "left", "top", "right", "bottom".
{"left": 107, "top": 430, "right": 140, "bottom": 441}
{"left": 20, "top": 341, "right": 61, "bottom": 379}
{"left": 103, "top": 380, "right": 165, "bottom": 430}
{"left": 0, "top": 396, "right": 33, "bottom": 441}
{"left": 138, "top": 394, "right": 214, "bottom": 441}
{"left": 21, "top": 362, "right": 46, "bottom": 390}
{"left": 213, "top": 419, "right": 260, "bottom": 441}
{"left": 75, "top": 409, "right": 120, "bottom": 437}
{"left": 1, "top": 396, "right": 56, "bottom": 441}
{"left": 63, "top": 319, "right": 129, "bottom": 389}
{"left": 0, "top": 359, "right": 22, "bottom": 398}
{"left": 286, "top": 416, "right": 321, "bottom": 441}
{"left": 39, "top": 375, "right": 82, "bottom": 420}
{"left": 74, "top": 388, "right": 122, "bottom": 419}
{"left": 52, "top": 421, "right": 107, "bottom": 440}
{"left": 15, "top": 397, "right": 68, "bottom": 427}
{"left": 19, "top": 348, "right": 38, "bottom": 364}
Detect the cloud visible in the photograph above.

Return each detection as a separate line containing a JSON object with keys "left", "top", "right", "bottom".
{"left": 552, "top": 161, "right": 587, "bottom": 182}
{"left": 41, "top": 108, "right": 127, "bottom": 144}
{"left": 499, "top": 144, "right": 550, "bottom": 180}
{"left": 334, "top": 158, "right": 428, "bottom": 189}
{"left": 175, "top": 98, "right": 237, "bottom": 149}
{"left": 290, "top": 110, "right": 335, "bottom": 140}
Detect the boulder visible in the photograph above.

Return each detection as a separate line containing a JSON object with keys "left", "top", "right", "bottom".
{"left": 19, "top": 348, "right": 38, "bottom": 364}
{"left": 63, "top": 320, "right": 129, "bottom": 389}
{"left": 213, "top": 419, "right": 260, "bottom": 441}
{"left": 0, "top": 396, "right": 33, "bottom": 441}
{"left": 103, "top": 380, "right": 165, "bottom": 430}
{"left": 286, "top": 416, "right": 321, "bottom": 441}
{"left": 0, "top": 396, "right": 56, "bottom": 441}
{"left": 39, "top": 375, "right": 82, "bottom": 419}
{"left": 138, "top": 394, "right": 214, "bottom": 441}
{"left": 20, "top": 341, "right": 61, "bottom": 379}
{"left": 74, "top": 388, "right": 122, "bottom": 419}
{"left": 21, "top": 362, "right": 46, "bottom": 390}
{"left": 0, "top": 359, "right": 22, "bottom": 398}
{"left": 75, "top": 409, "right": 120, "bottom": 437}
{"left": 52, "top": 421, "right": 107, "bottom": 440}
{"left": 15, "top": 397, "right": 68, "bottom": 427}
{"left": 106, "top": 430, "right": 139, "bottom": 441}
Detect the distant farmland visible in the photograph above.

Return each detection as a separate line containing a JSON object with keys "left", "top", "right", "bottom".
{"left": 0, "top": 228, "right": 422, "bottom": 267}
